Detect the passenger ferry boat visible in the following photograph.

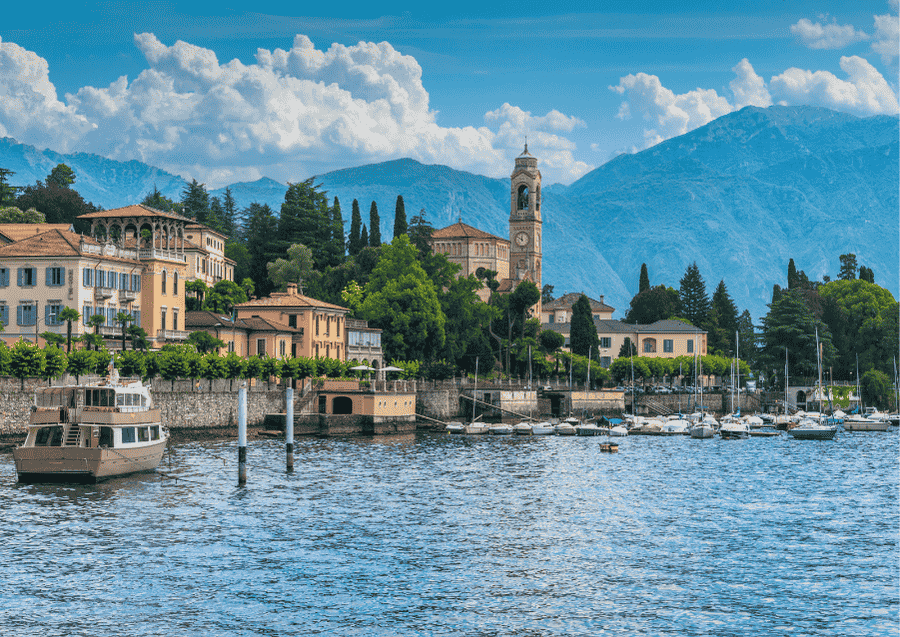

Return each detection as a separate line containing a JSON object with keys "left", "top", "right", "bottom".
{"left": 13, "top": 369, "right": 168, "bottom": 484}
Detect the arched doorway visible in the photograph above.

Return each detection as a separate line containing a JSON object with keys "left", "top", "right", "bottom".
{"left": 332, "top": 396, "right": 353, "bottom": 415}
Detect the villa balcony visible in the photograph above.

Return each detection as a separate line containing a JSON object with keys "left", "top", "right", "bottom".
{"left": 139, "top": 249, "right": 186, "bottom": 263}
{"left": 157, "top": 329, "right": 189, "bottom": 341}
{"left": 119, "top": 289, "right": 138, "bottom": 302}
{"left": 94, "top": 286, "right": 115, "bottom": 300}
{"left": 98, "top": 325, "right": 120, "bottom": 337}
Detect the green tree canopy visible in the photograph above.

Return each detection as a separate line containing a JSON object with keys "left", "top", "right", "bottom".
{"left": 47, "top": 164, "right": 76, "bottom": 189}
{"left": 359, "top": 235, "right": 445, "bottom": 361}
{"left": 243, "top": 202, "right": 279, "bottom": 297}
{"left": 142, "top": 185, "right": 177, "bottom": 211}
{"left": 0, "top": 206, "right": 44, "bottom": 223}
{"left": 623, "top": 285, "right": 680, "bottom": 324}
{"left": 0, "top": 168, "right": 20, "bottom": 206}
{"left": 181, "top": 179, "right": 210, "bottom": 224}
{"left": 267, "top": 243, "right": 314, "bottom": 293}
{"left": 16, "top": 181, "right": 97, "bottom": 228}
{"left": 407, "top": 208, "right": 434, "bottom": 257}
{"left": 761, "top": 289, "right": 835, "bottom": 380}
{"left": 278, "top": 178, "right": 332, "bottom": 268}
{"left": 838, "top": 253, "right": 858, "bottom": 281}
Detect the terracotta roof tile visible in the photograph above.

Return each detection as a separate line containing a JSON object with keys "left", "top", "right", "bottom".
{"left": 0, "top": 224, "right": 74, "bottom": 243}
{"left": 235, "top": 291, "right": 348, "bottom": 312}
{"left": 543, "top": 292, "right": 615, "bottom": 312}
{"left": 0, "top": 229, "right": 140, "bottom": 264}
{"left": 77, "top": 203, "right": 193, "bottom": 223}
{"left": 431, "top": 221, "right": 508, "bottom": 242}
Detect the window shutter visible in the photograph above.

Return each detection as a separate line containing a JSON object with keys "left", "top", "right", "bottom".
{"left": 84, "top": 305, "right": 91, "bottom": 325}
{"left": 17, "top": 305, "right": 23, "bottom": 325}
{"left": 46, "top": 268, "right": 52, "bottom": 286}
{"left": 17, "top": 268, "right": 23, "bottom": 286}
{"left": 0, "top": 305, "right": 7, "bottom": 327}
{"left": 83, "top": 268, "right": 88, "bottom": 286}
{"left": 134, "top": 310, "right": 141, "bottom": 327}
{"left": 45, "top": 305, "right": 51, "bottom": 326}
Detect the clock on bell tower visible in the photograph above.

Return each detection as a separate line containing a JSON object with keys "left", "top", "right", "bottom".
{"left": 509, "top": 143, "right": 542, "bottom": 312}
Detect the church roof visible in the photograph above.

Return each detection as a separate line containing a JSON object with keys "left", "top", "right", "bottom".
{"left": 431, "top": 221, "right": 508, "bottom": 242}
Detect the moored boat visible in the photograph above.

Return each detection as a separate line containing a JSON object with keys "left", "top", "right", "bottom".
{"left": 530, "top": 422, "right": 555, "bottom": 435}
{"left": 513, "top": 422, "right": 533, "bottom": 435}
{"left": 445, "top": 421, "right": 466, "bottom": 434}
{"left": 787, "top": 418, "right": 837, "bottom": 440}
{"left": 489, "top": 423, "right": 514, "bottom": 435}
{"left": 14, "top": 378, "right": 168, "bottom": 484}
{"left": 464, "top": 422, "right": 490, "bottom": 435}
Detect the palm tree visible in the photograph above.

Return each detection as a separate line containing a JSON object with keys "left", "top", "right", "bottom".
{"left": 58, "top": 307, "right": 80, "bottom": 352}
{"left": 115, "top": 311, "right": 134, "bottom": 351}
{"left": 87, "top": 314, "right": 105, "bottom": 351}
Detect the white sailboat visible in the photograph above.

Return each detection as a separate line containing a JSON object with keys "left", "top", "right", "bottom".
{"left": 789, "top": 330, "right": 837, "bottom": 440}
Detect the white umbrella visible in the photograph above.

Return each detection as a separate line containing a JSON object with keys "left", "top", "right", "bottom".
{"left": 350, "top": 365, "right": 375, "bottom": 372}
{"left": 381, "top": 366, "right": 404, "bottom": 372}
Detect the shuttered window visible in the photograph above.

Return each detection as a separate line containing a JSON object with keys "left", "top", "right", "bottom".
{"left": 0, "top": 268, "right": 9, "bottom": 287}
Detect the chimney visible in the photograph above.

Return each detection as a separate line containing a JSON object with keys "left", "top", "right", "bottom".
{"left": 600, "top": 295, "right": 604, "bottom": 304}
{"left": 287, "top": 283, "right": 298, "bottom": 296}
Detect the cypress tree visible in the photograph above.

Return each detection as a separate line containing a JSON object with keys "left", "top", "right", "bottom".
{"left": 678, "top": 262, "right": 710, "bottom": 328}
{"left": 348, "top": 199, "right": 363, "bottom": 256}
{"left": 360, "top": 224, "right": 369, "bottom": 248}
{"left": 639, "top": 263, "right": 650, "bottom": 293}
{"left": 369, "top": 201, "right": 381, "bottom": 247}
{"left": 569, "top": 294, "right": 600, "bottom": 359}
{"left": 787, "top": 258, "right": 799, "bottom": 289}
{"left": 393, "top": 195, "right": 407, "bottom": 238}
{"left": 326, "top": 197, "right": 345, "bottom": 267}
{"left": 222, "top": 187, "right": 238, "bottom": 239}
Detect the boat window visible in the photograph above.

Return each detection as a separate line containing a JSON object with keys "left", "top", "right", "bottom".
{"left": 150, "top": 426, "right": 160, "bottom": 441}
{"left": 141, "top": 395, "right": 147, "bottom": 407}
{"left": 36, "top": 426, "right": 63, "bottom": 446}
{"left": 99, "top": 427, "right": 114, "bottom": 447}
{"left": 121, "top": 427, "right": 136, "bottom": 443}
{"left": 116, "top": 393, "right": 125, "bottom": 407}
{"left": 138, "top": 427, "right": 149, "bottom": 442}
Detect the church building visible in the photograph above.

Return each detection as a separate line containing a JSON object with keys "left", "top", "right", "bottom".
{"left": 428, "top": 145, "right": 543, "bottom": 313}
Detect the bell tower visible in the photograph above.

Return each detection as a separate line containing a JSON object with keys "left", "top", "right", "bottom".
{"left": 509, "top": 144, "right": 542, "bottom": 313}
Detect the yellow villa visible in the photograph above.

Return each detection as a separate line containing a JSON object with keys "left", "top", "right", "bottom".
{"left": 233, "top": 283, "right": 349, "bottom": 360}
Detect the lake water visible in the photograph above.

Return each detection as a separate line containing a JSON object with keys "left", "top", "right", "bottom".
{"left": 1, "top": 430, "right": 897, "bottom": 636}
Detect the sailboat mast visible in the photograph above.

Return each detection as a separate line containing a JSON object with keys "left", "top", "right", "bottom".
{"left": 473, "top": 356, "right": 478, "bottom": 423}
{"left": 736, "top": 330, "right": 740, "bottom": 416}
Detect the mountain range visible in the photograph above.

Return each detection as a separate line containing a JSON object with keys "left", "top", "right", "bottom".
{"left": 1, "top": 105, "right": 897, "bottom": 321}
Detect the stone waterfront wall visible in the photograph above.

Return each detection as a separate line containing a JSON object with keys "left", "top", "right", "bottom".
{"left": 0, "top": 376, "right": 286, "bottom": 436}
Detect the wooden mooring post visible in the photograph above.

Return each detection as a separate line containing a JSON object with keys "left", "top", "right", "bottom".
{"left": 285, "top": 386, "right": 294, "bottom": 472}
{"left": 238, "top": 383, "right": 247, "bottom": 486}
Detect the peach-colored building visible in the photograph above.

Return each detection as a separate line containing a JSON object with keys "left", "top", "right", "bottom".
{"left": 78, "top": 205, "right": 189, "bottom": 348}
{"left": 542, "top": 318, "right": 707, "bottom": 368}
{"left": 184, "top": 223, "right": 235, "bottom": 286}
{"left": 233, "top": 283, "right": 349, "bottom": 360}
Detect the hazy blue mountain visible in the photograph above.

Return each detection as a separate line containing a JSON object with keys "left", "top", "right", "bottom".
{"left": 0, "top": 138, "right": 185, "bottom": 207}
{"left": 1, "top": 105, "right": 895, "bottom": 321}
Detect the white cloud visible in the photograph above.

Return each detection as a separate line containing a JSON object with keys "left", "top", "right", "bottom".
{"left": 790, "top": 18, "right": 869, "bottom": 50}
{"left": 611, "top": 56, "right": 898, "bottom": 150}
{"left": 609, "top": 71, "right": 733, "bottom": 148}
{"left": 871, "top": 13, "right": 899, "bottom": 64}
{"left": 0, "top": 37, "right": 93, "bottom": 150}
{"left": 0, "top": 34, "right": 592, "bottom": 186}
{"left": 730, "top": 58, "right": 773, "bottom": 109}
{"left": 769, "top": 55, "right": 899, "bottom": 116}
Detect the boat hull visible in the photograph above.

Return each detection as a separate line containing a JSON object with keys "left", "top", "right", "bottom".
{"left": 14, "top": 439, "right": 167, "bottom": 484}
{"left": 844, "top": 420, "right": 891, "bottom": 432}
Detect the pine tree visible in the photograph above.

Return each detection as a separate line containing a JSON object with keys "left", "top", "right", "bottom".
{"left": 838, "top": 253, "right": 858, "bottom": 280}
{"left": 369, "top": 201, "right": 381, "bottom": 247}
{"left": 243, "top": 203, "right": 279, "bottom": 298}
{"left": 181, "top": 179, "right": 210, "bottom": 223}
{"left": 348, "top": 199, "right": 363, "bottom": 256}
{"left": 47, "top": 164, "right": 76, "bottom": 189}
{"left": 407, "top": 208, "right": 434, "bottom": 256}
{"left": 639, "top": 263, "right": 650, "bottom": 293}
{"left": 710, "top": 280, "right": 739, "bottom": 354}
{"left": 678, "top": 262, "right": 710, "bottom": 328}
{"left": 0, "top": 168, "right": 20, "bottom": 206}
{"left": 222, "top": 187, "right": 238, "bottom": 239}
{"left": 393, "top": 195, "right": 407, "bottom": 239}
{"left": 278, "top": 178, "right": 330, "bottom": 268}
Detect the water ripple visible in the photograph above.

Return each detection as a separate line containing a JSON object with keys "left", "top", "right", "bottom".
{"left": 1, "top": 431, "right": 897, "bottom": 636}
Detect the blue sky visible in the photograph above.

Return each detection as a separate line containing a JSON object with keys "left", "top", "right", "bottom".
{"left": 1, "top": 1, "right": 897, "bottom": 187}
